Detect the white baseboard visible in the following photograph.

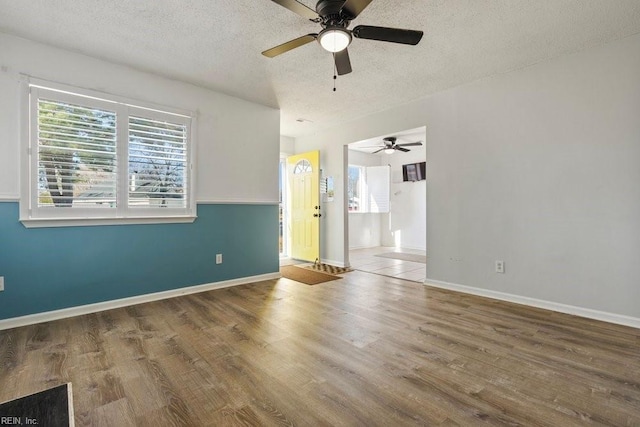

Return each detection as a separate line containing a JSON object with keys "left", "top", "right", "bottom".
{"left": 424, "top": 278, "right": 640, "bottom": 329}
{"left": 0, "top": 272, "right": 281, "bottom": 331}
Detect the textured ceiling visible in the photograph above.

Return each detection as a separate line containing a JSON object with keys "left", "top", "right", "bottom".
{"left": 1, "top": 1, "right": 640, "bottom": 137}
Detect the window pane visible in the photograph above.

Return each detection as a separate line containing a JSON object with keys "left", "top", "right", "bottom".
{"left": 37, "top": 99, "right": 117, "bottom": 208}
{"left": 128, "top": 116, "right": 188, "bottom": 208}
{"left": 293, "top": 159, "right": 311, "bottom": 174}
{"left": 348, "top": 165, "right": 361, "bottom": 212}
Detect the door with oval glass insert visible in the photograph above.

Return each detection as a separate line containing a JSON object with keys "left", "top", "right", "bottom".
{"left": 286, "top": 151, "right": 320, "bottom": 262}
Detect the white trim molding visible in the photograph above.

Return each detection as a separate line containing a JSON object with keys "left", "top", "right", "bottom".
{"left": 20, "top": 215, "right": 197, "bottom": 228}
{"left": 0, "top": 272, "right": 280, "bottom": 331}
{"left": 196, "top": 199, "right": 280, "bottom": 205}
{"left": 0, "top": 195, "right": 20, "bottom": 202}
{"left": 424, "top": 278, "right": 640, "bottom": 329}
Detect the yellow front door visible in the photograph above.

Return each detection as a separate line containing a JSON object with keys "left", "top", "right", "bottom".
{"left": 287, "top": 151, "right": 320, "bottom": 262}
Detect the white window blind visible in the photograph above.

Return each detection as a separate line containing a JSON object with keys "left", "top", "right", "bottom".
{"left": 37, "top": 98, "right": 118, "bottom": 208}
{"left": 366, "top": 165, "right": 390, "bottom": 213}
{"left": 23, "top": 82, "right": 195, "bottom": 227}
{"left": 128, "top": 115, "right": 188, "bottom": 208}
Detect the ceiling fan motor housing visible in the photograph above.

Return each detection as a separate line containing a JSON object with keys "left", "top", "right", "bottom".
{"left": 316, "top": 0, "right": 351, "bottom": 28}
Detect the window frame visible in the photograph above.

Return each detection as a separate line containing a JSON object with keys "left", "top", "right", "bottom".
{"left": 20, "top": 77, "right": 197, "bottom": 228}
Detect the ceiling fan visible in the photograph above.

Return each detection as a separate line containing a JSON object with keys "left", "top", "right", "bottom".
{"left": 362, "top": 136, "right": 423, "bottom": 154}
{"left": 262, "top": 0, "right": 424, "bottom": 76}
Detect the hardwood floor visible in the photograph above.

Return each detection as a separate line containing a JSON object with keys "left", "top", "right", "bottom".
{"left": 1, "top": 271, "right": 639, "bottom": 426}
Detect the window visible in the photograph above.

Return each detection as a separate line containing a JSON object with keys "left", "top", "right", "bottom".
{"left": 347, "top": 165, "right": 364, "bottom": 212}
{"left": 21, "top": 81, "right": 195, "bottom": 227}
{"left": 366, "top": 166, "right": 390, "bottom": 213}
{"left": 293, "top": 159, "right": 312, "bottom": 174}
{"left": 347, "top": 165, "right": 389, "bottom": 213}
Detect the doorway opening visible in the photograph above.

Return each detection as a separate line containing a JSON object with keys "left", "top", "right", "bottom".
{"left": 344, "top": 126, "right": 427, "bottom": 282}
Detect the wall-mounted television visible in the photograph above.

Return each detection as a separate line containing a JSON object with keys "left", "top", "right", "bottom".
{"left": 402, "top": 161, "right": 426, "bottom": 182}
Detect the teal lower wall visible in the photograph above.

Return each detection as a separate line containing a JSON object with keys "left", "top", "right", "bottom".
{"left": 0, "top": 202, "right": 279, "bottom": 320}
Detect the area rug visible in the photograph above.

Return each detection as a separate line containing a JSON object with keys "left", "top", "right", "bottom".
{"left": 375, "top": 252, "right": 427, "bottom": 263}
{"left": 280, "top": 265, "right": 340, "bottom": 285}
{"left": 0, "top": 383, "right": 74, "bottom": 426}
{"left": 307, "top": 263, "right": 352, "bottom": 275}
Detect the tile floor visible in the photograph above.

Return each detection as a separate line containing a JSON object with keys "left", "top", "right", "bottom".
{"left": 280, "top": 246, "right": 427, "bottom": 282}
{"left": 348, "top": 246, "right": 426, "bottom": 282}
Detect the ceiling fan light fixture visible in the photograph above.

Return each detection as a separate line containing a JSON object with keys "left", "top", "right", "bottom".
{"left": 384, "top": 148, "right": 395, "bottom": 154}
{"left": 318, "top": 28, "right": 351, "bottom": 53}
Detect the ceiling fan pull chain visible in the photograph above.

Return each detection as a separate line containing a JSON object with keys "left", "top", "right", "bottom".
{"left": 332, "top": 53, "right": 337, "bottom": 92}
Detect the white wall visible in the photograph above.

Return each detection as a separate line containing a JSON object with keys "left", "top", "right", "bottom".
{"left": 280, "top": 135, "right": 295, "bottom": 155}
{"left": 296, "top": 33, "right": 640, "bottom": 319}
{"left": 349, "top": 213, "right": 381, "bottom": 249}
{"left": 382, "top": 145, "right": 427, "bottom": 250}
{"left": 0, "top": 33, "right": 280, "bottom": 203}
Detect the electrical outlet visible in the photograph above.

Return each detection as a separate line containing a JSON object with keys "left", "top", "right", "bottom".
{"left": 495, "top": 260, "right": 505, "bottom": 274}
{"left": 0, "top": 276, "right": 4, "bottom": 291}
{"left": 216, "top": 254, "right": 223, "bottom": 265}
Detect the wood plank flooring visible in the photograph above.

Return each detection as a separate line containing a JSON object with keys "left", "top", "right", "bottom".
{"left": 1, "top": 270, "right": 639, "bottom": 426}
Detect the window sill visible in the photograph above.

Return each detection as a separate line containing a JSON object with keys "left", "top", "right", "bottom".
{"left": 20, "top": 215, "right": 197, "bottom": 229}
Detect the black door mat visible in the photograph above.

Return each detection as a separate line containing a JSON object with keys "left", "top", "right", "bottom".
{"left": 0, "top": 383, "right": 74, "bottom": 427}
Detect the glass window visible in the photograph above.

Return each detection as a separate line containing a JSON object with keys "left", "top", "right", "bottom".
{"left": 37, "top": 98, "right": 117, "bottom": 208}
{"left": 293, "top": 159, "right": 312, "bottom": 174}
{"left": 22, "top": 82, "right": 195, "bottom": 226}
{"left": 347, "top": 165, "right": 363, "bottom": 212}
{"left": 347, "top": 165, "right": 390, "bottom": 213}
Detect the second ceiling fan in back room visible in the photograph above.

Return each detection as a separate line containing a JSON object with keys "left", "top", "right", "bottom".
{"left": 361, "top": 136, "right": 423, "bottom": 154}
{"left": 261, "top": 0, "right": 424, "bottom": 76}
